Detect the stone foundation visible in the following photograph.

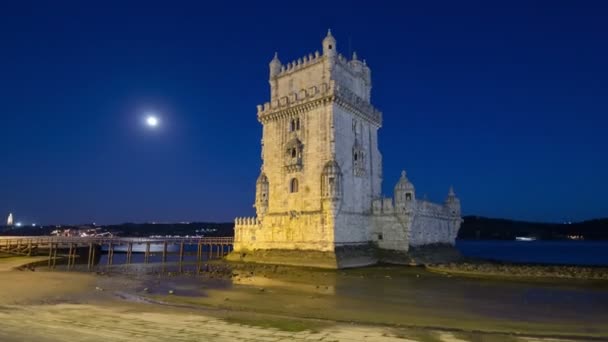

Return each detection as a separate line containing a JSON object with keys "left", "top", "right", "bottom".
{"left": 226, "top": 244, "right": 377, "bottom": 269}
{"left": 226, "top": 243, "right": 462, "bottom": 269}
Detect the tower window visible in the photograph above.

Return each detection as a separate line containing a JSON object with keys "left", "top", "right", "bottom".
{"left": 290, "top": 118, "right": 301, "bottom": 132}
{"left": 290, "top": 178, "right": 299, "bottom": 193}
{"left": 291, "top": 148, "right": 297, "bottom": 158}
{"left": 406, "top": 193, "right": 412, "bottom": 201}
{"left": 328, "top": 45, "right": 332, "bottom": 50}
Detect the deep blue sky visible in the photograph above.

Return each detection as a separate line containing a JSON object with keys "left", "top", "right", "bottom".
{"left": 1, "top": 1, "right": 607, "bottom": 225}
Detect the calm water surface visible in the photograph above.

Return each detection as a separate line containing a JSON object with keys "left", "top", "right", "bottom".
{"left": 457, "top": 240, "right": 608, "bottom": 266}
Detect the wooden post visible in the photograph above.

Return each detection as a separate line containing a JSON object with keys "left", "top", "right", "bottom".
{"left": 179, "top": 242, "right": 184, "bottom": 262}
{"left": 27, "top": 240, "right": 32, "bottom": 256}
{"left": 162, "top": 242, "right": 167, "bottom": 263}
{"left": 145, "top": 242, "right": 150, "bottom": 263}
{"left": 88, "top": 242, "right": 94, "bottom": 270}
{"left": 208, "top": 243, "right": 213, "bottom": 260}
{"left": 216, "top": 244, "right": 221, "bottom": 258}
{"left": 68, "top": 243, "right": 74, "bottom": 269}
{"left": 108, "top": 242, "right": 113, "bottom": 265}
{"left": 127, "top": 243, "right": 133, "bottom": 264}
{"left": 197, "top": 241, "right": 202, "bottom": 262}
{"left": 91, "top": 243, "right": 96, "bottom": 269}
{"left": 52, "top": 244, "right": 58, "bottom": 268}
{"left": 48, "top": 243, "right": 53, "bottom": 268}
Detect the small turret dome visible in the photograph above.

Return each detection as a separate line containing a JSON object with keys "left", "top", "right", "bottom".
{"left": 269, "top": 52, "right": 282, "bottom": 78}
{"left": 394, "top": 170, "right": 415, "bottom": 192}
{"left": 322, "top": 159, "right": 342, "bottom": 175}
{"left": 257, "top": 172, "right": 268, "bottom": 184}
{"left": 322, "top": 29, "right": 336, "bottom": 56}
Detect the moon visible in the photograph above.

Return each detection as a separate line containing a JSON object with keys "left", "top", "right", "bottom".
{"left": 145, "top": 115, "right": 159, "bottom": 127}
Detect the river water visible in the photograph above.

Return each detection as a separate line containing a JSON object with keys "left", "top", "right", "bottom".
{"left": 456, "top": 240, "right": 608, "bottom": 266}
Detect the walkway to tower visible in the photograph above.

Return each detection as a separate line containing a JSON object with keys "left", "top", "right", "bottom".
{"left": 0, "top": 236, "right": 234, "bottom": 269}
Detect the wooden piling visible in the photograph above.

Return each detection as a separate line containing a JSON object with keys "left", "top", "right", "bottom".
{"left": 67, "top": 243, "right": 74, "bottom": 269}
{"left": 91, "top": 243, "right": 96, "bottom": 269}
{"left": 108, "top": 242, "right": 113, "bottom": 265}
{"left": 162, "top": 242, "right": 167, "bottom": 263}
{"left": 52, "top": 244, "right": 58, "bottom": 268}
{"left": 197, "top": 241, "right": 202, "bottom": 262}
{"left": 127, "top": 243, "right": 133, "bottom": 264}
{"left": 145, "top": 242, "right": 150, "bottom": 263}
{"left": 48, "top": 243, "right": 53, "bottom": 268}
{"left": 88, "top": 242, "right": 94, "bottom": 270}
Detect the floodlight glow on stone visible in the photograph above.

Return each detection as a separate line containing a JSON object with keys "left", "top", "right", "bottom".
{"left": 146, "top": 116, "right": 159, "bottom": 127}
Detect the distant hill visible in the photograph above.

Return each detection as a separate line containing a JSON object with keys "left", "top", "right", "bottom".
{"left": 459, "top": 216, "right": 608, "bottom": 240}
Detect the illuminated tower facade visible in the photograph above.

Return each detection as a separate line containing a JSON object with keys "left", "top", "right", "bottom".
{"left": 230, "top": 31, "right": 461, "bottom": 269}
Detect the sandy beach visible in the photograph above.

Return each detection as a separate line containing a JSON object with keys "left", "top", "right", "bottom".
{"left": 0, "top": 255, "right": 606, "bottom": 341}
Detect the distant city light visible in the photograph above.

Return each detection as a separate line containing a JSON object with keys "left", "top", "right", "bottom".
{"left": 15, "top": 222, "right": 22, "bottom": 227}
{"left": 32, "top": 223, "right": 36, "bottom": 227}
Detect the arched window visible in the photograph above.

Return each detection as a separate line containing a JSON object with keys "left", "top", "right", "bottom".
{"left": 291, "top": 148, "right": 297, "bottom": 158}
{"left": 290, "top": 178, "right": 299, "bottom": 193}
{"left": 289, "top": 118, "right": 301, "bottom": 132}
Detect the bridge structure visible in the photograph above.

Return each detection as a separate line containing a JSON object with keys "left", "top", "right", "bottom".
{"left": 0, "top": 236, "right": 234, "bottom": 270}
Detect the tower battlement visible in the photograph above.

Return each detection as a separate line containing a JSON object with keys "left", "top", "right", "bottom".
{"left": 267, "top": 30, "right": 373, "bottom": 106}
{"left": 257, "top": 80, "right": 382, "bottom": 125}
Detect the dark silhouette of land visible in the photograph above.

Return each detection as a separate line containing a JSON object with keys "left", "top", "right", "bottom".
{"left": 459, "top": 216, "right": 608, "bottom": 240}
{"left": 1, "top": 216, "right": 607, "bottom": 240}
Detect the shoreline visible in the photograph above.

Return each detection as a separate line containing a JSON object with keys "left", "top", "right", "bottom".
{"left": 427, "top": 261, "right": 608, "bottom": 282}
{"left": 1, "top": 255, "right": 608, "bottom": 340}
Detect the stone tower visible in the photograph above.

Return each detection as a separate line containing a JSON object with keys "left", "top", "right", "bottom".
{"left": 230, "top": 31, "right": 462, "bottom": 268}
{"left": 231, "top": 30, "right": 383, "bottom": 267}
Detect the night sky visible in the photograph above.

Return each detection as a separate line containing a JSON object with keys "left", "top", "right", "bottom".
{"left": 1, "top": 1, "right": 607, "bottom": 225}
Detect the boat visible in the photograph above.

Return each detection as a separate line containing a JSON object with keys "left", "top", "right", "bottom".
{"left": 515, "top": 236, "right": 537, "bottom": 242}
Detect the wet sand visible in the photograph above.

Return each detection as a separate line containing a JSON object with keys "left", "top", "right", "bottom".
{"left": 0, "top": 255, "right": 605, "bottom": 341}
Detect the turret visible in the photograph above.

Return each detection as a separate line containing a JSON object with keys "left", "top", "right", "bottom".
{"left": 445, "top": 186, "right": 461, "bottom": 216}
{"left": 350, "top": 51, "right": 363, "bottom": 73}
{"left": 394, "top": 170, "right": 415, "bottom": 213}
{"left": 269, "top": 52, "right": 281, "bottom": 79}
{"left": 322, "top": 29, "right": 337, "bottom": 58}
{"left": 255, "top": 172, "right": 269, "bottom": 217}
{"left": 321, "top": 159, "right": 343, "bottom": 213}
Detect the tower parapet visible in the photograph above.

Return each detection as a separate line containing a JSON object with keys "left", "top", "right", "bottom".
{"left": 257, "top": 80, "right": 382, "bottom": 126}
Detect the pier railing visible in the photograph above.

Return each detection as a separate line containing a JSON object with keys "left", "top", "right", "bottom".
{"left": 0, "top": 236, "right": 234, "bottom": 270}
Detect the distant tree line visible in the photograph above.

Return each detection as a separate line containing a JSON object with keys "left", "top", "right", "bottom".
{"left": 3, "top": 217, "right": 607, "bottom": 240}
{"left": 458, "top": 216, "right": 608, "bottom": 240}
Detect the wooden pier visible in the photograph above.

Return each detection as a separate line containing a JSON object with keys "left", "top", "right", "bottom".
{"left": 0, "top": 236, "right": 234, "bottom": 270}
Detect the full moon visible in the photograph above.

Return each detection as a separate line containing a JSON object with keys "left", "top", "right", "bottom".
{"left": 146, "top": 115, "right": 159, "bottom": 127}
